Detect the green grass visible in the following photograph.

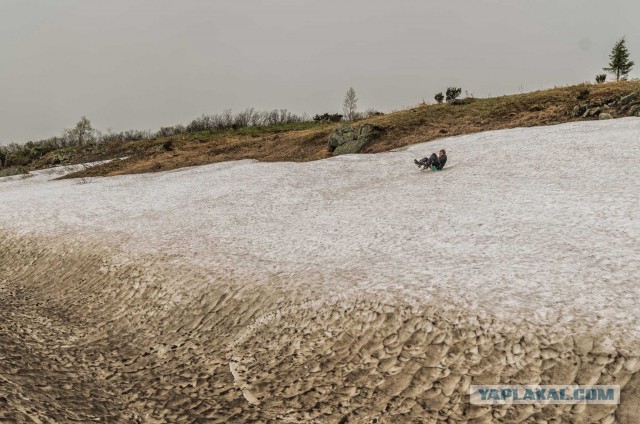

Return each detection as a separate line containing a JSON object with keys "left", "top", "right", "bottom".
{"left": 185, "top": 121, "right": 326, "bottom": 140}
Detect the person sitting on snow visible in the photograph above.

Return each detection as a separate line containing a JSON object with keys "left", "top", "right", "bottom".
{"left": 414, "top": 149, "right": 447, "bottom": 170}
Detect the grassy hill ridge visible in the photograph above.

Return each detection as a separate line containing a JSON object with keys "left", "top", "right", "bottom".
{"left": 9, "top": 80, "right": 640, "bottom": 179}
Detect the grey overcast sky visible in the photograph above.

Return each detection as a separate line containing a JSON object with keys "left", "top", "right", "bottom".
{"left": 1, "top": 0, "right": 639, "bottom": 144}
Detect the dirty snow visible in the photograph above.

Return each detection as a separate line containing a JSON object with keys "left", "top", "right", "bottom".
{"left": 1, "top": 119, "right": 639, "bottom": 342}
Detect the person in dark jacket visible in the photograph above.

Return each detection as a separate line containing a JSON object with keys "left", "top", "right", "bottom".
{"left": 414, "top": 149, "right": 447, "bottom": 170}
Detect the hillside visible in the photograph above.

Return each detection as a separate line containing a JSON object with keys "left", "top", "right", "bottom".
{"left": 1, "top": 118, "right": 639, "bottom": 422}
{"left": 15, "top": 80, "right": 636, "bottom": 179}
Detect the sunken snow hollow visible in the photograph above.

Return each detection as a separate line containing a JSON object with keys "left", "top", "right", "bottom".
{"left": 0, "top": 118, "right": 639, "bottom": 422}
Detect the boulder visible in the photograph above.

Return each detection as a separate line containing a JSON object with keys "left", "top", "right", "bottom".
{"left": 358, "top": 123, "right": 382, "bottom": 139}
{"left": 620, "top": 92, "right": 638, "bottom": 105}
{"left": 333, "top": 138, "right": 370, "bottom": 155}
{"left": 572, "top": 104, "right": 587, "bottom": 117}
{"left": 628, "top": 105, "right": 639, "bottom": 116}
{"left": 332, "top": 124, "right": 384, "bottom": 156}
{"left": 582, "top": 107, "right": 602, "bottom": 118}
{"left": 327, "top": 125, "right": 356, "bottom": 152}
{"left": 599, "top": 113, "right": 613, "bottom": 120}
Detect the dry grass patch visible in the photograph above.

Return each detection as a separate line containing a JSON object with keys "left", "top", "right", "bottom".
{"left": 63, "top": 80, "right": 640, "bottom": 178}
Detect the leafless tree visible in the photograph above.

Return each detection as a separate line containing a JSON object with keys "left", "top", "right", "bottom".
{"left": 65, "top": 116, "right": 98, "bottom": 146}
{"left": 234, "top": 108, "right": 253, "bottom": 128}
{"left": 220, "top": 109, "right": 234, "bottom": 128}
{"left": 343, "top": 87, "right": 358, "bottom": 121}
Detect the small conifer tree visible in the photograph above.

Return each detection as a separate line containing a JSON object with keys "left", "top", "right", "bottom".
{"left": 603, "top": 37, "right": 634, "bottom": 81}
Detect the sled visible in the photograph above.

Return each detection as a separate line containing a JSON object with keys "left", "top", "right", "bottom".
{"left": 414, "top": 162, "right": 442, "bottom": 172}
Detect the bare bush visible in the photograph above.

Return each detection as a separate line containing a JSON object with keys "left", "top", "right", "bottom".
{"left": 1, "top": 106, "right": 311, "bottom": 171}
{"left": 65, "top": 116, "right": 99, "bottom": 146}
{"left": 364, "top": 108, "right": 384, "bottom": 118}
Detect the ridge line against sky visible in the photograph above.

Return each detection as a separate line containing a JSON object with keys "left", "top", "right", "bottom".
{"left": 1, "top": 0, "right": 639, "bottom": 144}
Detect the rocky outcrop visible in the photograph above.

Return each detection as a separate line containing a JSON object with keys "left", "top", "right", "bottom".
{"left": 329, "top": 123, "right": 383, "bottom": 155}
{"left": 582, "top": 107, "right": 602, "bottom": 118}
{"left": 333, "top": 138, "right": 368, "bottom": 155}
{"left": 358, "top": 123, "right": 381, "bottom": 139}
{"left": 573, "top": 92, "right": 640, "bottom": 120}
{"left": 572, "top": 104, "right": 588, "bottom": 117}
{"left": 620, "top": 92, "right": 638, "bottom": 105}
{"left": 327, "top": 125, "right": 356, "bottom": 152}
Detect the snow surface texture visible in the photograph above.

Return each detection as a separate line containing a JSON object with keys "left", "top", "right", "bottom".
{"left": 2, "top": 120, "right": 638, "bottom": 338}
{"left": 1, "top": 118, "right": 639, "bottom": 422}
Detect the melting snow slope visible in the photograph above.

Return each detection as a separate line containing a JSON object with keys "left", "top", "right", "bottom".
{"left": 1, "top": 118, "right": 639, "bottom": 342}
